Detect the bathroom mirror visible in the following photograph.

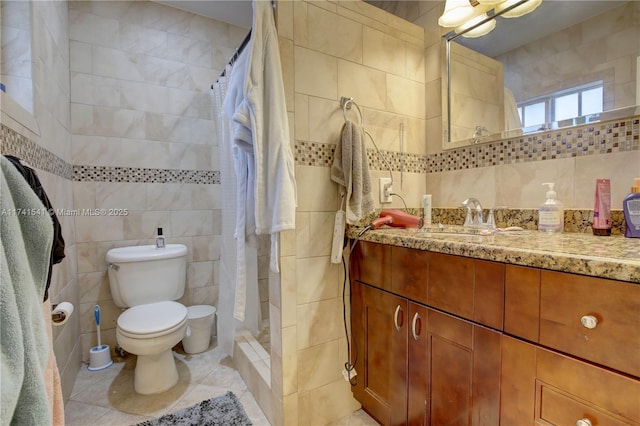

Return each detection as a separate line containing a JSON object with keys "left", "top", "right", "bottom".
{"left": 442, "top": 0, "right": 639, "bottom": 149}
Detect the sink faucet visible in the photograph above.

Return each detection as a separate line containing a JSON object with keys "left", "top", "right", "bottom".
{"left": 461, "top": 198, "right": 484, "bottom": 226}
{"left": 461, "top": 199, "right": 508, "bottom": 229}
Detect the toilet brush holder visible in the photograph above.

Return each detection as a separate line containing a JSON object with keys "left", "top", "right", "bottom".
{"left": 88, "top": 344, "right": 113, "bottom": 371}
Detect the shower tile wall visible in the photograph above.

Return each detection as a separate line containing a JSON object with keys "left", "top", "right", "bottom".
{"left": 67, "top": 1, "right": 247, "bottom": 361}
{"left": 273, "top": 1, "right": 428, "bottom": 424}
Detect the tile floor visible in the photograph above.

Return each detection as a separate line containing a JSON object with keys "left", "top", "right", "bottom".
{"left": 64, "top": 342, "right": 269, "bottom": 425}
{"left": 64, "top": 340, "right": 379, "bottom": 426}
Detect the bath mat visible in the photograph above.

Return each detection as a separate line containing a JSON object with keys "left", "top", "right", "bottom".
{"left": 135, "top": 391, "right": 252, "bottom": 426}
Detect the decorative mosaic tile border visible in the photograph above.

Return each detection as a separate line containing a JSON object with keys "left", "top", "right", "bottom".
{"left": 295, "top": 140, "right": 427, "bottom": 173}
{"left": 1, "top": 123, "right": 73, "bottom": 179}
{"left": 73, "top": 165, "right": 220, "bottom": 184}
{"left": 295, "top": 116, "right": 640, "bottom": 173}
{"left": 1, "top": 124, "right": 220, "bottom": 184}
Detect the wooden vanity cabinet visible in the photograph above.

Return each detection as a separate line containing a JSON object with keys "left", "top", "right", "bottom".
{"left": 350, "top": 242, "right": 503, "bottom": 426}
{"left": 351, "top": 240, "right": 640, "bottom": 426}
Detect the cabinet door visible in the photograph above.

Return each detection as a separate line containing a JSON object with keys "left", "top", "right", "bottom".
{"left": 352, "top": 281, "right": 408, "bottom": 426}
{"left": 425, "top": 309, "right": 501, "bottom": 426}
{"left": 408, "top": 302, "right": 429, "bottom": 426}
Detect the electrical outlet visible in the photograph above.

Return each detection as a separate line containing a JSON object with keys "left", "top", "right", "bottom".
{"left": 379, "top": 177, "right": 392, "bottom": 203}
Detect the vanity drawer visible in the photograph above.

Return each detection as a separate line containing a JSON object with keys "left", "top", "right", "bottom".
{"left": 539, "top": 271, "right": 640, "bottom": 377}
{"left": 535, "top": 384, "right": 630, "bottom": 426}
{"left": 391, "top": 246, "right": 429, "bottom": 305}
{"left": 350, "top": 241, "right": 391, "bottom": 291}
{"left": 429, "top": 253, "right": 504, "bottom": 329}
{"left": 535, "top": 348, "right": 640, "bottom": 425}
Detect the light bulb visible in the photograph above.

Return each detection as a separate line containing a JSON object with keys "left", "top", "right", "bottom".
{"left": 497, "top": 0, "right": 542, "bottom": 18}
{"left": 460, "top": 14, "right": 497, "bottom": 38}
{"left": 439, "top": 0, "right": 477, "bottom": 27}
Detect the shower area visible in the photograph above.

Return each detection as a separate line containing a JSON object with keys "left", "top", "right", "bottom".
{"left": 62, "top": 0, "right": 272, "bottom": 389}
{"left": 210, "top": 21, "right": 272, "bottom": 359}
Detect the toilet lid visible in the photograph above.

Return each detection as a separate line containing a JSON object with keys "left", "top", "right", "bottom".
{"left": 118, "top": 301, "right": 187, "bottom": 335}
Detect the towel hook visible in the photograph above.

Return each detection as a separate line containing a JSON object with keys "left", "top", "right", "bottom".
{"left": 340, "top": 96, "right": 364, "bottom": 127}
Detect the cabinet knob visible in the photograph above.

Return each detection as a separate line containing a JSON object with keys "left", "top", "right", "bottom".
{"left": 576, "top": 418, "right": 593, "bottom": 426}
{"left": 580, "top": 315, "right": 598, "bottom": 329}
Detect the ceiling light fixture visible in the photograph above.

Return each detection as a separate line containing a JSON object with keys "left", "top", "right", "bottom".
{"left": 439, "top": 0, "right": 542, "bottom": 37}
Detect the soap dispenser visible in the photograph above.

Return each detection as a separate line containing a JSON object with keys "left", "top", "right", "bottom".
{"left": 538, "top": 182, "right": 564, "bottom": 233}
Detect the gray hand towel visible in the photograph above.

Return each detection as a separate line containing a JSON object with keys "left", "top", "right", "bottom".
{"left": 331, "top": 121, "right": 375, "bottom": 224}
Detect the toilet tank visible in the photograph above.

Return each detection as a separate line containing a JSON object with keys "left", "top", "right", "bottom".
{"left": 106, "top": 244, "right": 187, "bottom": 308}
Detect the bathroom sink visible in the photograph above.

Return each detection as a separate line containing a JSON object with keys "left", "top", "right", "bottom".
{"left": 418, "top": 224, "right": 525, "bottom": 236}
{"left": 419, "top": 224, "right": 493, "bottom": 236}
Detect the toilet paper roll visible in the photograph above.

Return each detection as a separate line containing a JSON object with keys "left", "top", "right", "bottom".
{"left": 51, "top": 302, "right": 74, "bottom": 326}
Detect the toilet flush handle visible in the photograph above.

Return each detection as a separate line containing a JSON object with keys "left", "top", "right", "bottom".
{"left": 108, "top": 263, "right": 120, "bottom": 271}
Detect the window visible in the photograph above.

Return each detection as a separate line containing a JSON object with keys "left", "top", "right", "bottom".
{"left": 517, "top": 82, "right": 603, "bottom": 131}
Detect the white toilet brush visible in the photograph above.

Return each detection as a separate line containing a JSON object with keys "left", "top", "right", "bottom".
{"left": 88, "top": 304, "right": 113, "bottom": 371}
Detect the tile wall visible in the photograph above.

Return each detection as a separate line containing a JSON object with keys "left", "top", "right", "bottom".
{"left": 67, "top": 0, "right": 248, "bottom": 362}
{"left": 274, "top": 1, "right": 428, "bottom": 424}
{"left": 1, "top": 0, "right": 79, "bottom": 401}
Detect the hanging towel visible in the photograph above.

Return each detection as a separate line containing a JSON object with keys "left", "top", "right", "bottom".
{"left": 4, "top": 155, "right": 66, "bottom": 302}
{"left": 1, "top": 156, "right": 54, "bottom": 426}
{"left": 331, "top": 121, "right": 375, "bottom": 224}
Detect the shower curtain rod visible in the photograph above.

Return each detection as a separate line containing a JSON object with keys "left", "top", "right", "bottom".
{"left": 211, "top": 29, "right": 252, "bottom": 88}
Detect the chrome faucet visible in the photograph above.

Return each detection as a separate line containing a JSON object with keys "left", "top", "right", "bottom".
{"left": 461, "top": 198, "right": 484, "bottom": 227}
{"left": 461, "top": 198, "right": 508, "bottom": 230}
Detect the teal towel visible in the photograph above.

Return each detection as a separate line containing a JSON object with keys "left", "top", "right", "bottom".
{"left": 1, "top": 156, "right": 54, "bottom": 425}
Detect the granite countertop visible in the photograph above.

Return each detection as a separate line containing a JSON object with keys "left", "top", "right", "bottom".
{"left": 347, "top": 226, "right": 640, "bottom": 284}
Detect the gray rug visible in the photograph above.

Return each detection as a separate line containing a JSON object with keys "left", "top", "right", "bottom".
{"left": 136, "top": 391, "right": 252, "bottom": 426}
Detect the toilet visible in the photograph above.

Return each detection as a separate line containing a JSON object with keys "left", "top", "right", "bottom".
{"left": 106, "top": 244, "right": 188, "bottom": 395}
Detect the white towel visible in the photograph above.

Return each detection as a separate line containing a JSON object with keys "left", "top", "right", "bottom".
{"left": 229, "top": 0, "right": 296, "bottom": 263}
{"left": 331, "top": 121, "right": 375, "bottom": 224}
{"left": 221, "top": 0, "right": 296, "bottom": 322}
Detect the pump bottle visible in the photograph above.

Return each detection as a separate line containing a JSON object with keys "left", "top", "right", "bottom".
{"left": 156, "top": 227, "right": 166, "bottom": 248}
{"left": 623, "top": 178, "right": 640, "bottom": 238}
{"left": 538, "top": 182, "right": 564, "bottom": 233}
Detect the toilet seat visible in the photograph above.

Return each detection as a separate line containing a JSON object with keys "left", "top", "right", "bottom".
{"left": 117, "top": 301, "right": 187, "bottom": 339}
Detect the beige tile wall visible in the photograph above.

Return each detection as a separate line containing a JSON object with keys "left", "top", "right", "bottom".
{"left": 68, "top": 0, "right": 247, "bottom": 362}
{"left": 275, "top": 1, "right": 427, "bottom": 424}
{"left": 1, "top": 0, "right": 80, "bottom": 402}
